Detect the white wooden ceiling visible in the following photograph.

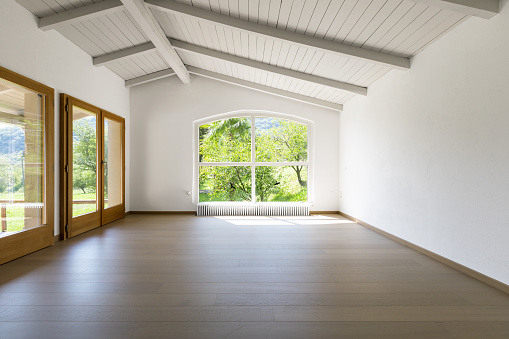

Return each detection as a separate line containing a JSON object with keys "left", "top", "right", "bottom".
{"left": 0, "top": 79, "right": 31, "bottom": 116}
{"left": 15, "top": 0, "right": 498, "bottom": 110}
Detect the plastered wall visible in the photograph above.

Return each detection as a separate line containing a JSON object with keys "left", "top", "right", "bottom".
{"left": 340, "top": 1, "right": 509, "bottom": 284}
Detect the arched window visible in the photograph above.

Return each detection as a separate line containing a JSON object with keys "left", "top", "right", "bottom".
{"left": 193, "top": 112, "right": 313, "bottom": 204}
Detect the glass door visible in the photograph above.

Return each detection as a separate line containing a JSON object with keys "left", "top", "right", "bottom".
{"left": 0, "top": 66, "right": 54, "bottom": 264}
{"left": 102, "top": 112, "right": 125, "bottom": 224}
{"left": 61, "top": 95, "right": 124, "bottom": 239}
{"left": 66, "top": 100, "right": 101, "bottom": 237}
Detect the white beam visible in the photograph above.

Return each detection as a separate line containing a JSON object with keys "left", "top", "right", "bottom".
{"left": 0, "top": 111, "right": 24, "bottom": 121}
{"left": 146, "top": 0, "right": 410, "bottom": 70}
{"left": 125, "top": 69, "right": 175, "bottom": 87}
{"left": 94, "top": 42, "right": 156, "bottom": 66}
{"left": 38, "top": 0, "right": 124, "bottom": 31}
{"left": 120, "top": 0, "right": 190, "bottom": 84}
{"left": 170, "top": 39, "right": 366, "bottom": 96}
{"left": 0, "top": 89, "right": 15, "bottom": 95}
{"left": 187, "top": 66, "right": 343, "bottom": 111}
{"left": 410, "top": 0, "right": 499, "bottom": 19}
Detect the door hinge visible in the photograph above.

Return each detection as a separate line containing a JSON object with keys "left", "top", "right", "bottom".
{"left": 65, "top": 224, "right": 68, "bottom": 232}
{"left": 65, "top": 104, "right": 69, "bottom": 113}
{"left": 65, "top": 165, "right": 69, "bottom": 172}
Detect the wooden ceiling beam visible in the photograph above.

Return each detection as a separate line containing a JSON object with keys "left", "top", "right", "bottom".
{"left": 187, "top": 66, "right": 343, "bottom": 111}
{"left": 145, "top": 0, "right": 410, "bottom": 71}
{"left": 38, "top": 0, "right": 124, "bottom": 31}
{"left": 94, "top": 42, "right": 156, "bottom": 67}
{"left": 410, "top": 0, "right": 499, "bottom": 19}
{"left": 120, "top": 0, "right": 190, "bottom": 84}
{"left": 125, "top": 69, "right": 175, "bottom": 87}
{"left": 169, "top": 39, "right": 367, "bottom": 96}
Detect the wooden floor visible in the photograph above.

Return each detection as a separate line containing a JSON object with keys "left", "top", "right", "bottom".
{"left": 1, "top": 214, "right": 509, "bottom": 338}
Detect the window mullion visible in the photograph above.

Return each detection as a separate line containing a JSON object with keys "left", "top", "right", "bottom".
{"left": 251, "top": 116, "right": 256, "bottom": 203}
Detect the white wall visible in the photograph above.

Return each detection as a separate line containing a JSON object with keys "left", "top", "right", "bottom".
{"left": 0, "top": 0, "right": 130, "bottom": 235}
{"left": 130, "top": 75, "right": 339, "bottom": 212}
{"left": 339, "top": 1, "right": 509, "bottom": 285}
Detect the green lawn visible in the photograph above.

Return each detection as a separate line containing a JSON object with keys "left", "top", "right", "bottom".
{"left": 1, "top": 206, "right": 24, "bottom": 233}
{"left": 0, "top": 191, "right": 24, "bottom": 200}
{"left": 72, "top": 190, "right": 98, "bottom": 217}
{"left": 1, "top": 191, "right": 26, "bottom": 233}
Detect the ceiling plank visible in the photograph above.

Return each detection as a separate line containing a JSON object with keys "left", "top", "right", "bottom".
{"left": 188, "top": 66, "right": 343, "bottom": 111}
{"left": 120, "top": 0, "right": 190, "bottom": 83}
{"left": 409, "top": 0, "right": 499, "bottom": 19}
{"left": 125, "top": 68, "right": 175, "bottom": 87}
{"left": 38, "top": 0, "right": 124, "bottom": 31}
{"left": 145, "top": 0, "right": 410, "bottom": 71}
{"left": 94, "top": 42, "right": 156, "bottom": 66}
{"left": 170, "top": 39, "right": 367, "bottom": 96}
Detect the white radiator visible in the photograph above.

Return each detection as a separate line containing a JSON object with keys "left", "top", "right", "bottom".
{"left": 197, "top": 204, "right": 310, "bottom": 216}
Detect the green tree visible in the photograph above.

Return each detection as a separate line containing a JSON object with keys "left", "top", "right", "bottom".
{"left": 200, "top": 118, "right": 253, "bottom": 201}
{"left": 200, "top": 166, "right": 251, "bottom": 202}
{"left": 256, "top": 119, "right": 308, "bottom": 187}
{"left": 255, "top": 166, "right": 280, "bottom": 202}
{"left": 200, "top": 118, "right": 251, "bottom": 163}
{"left": 0, "top": 124, "right": 25, "bottom": 195}
{"left": 72, "top": 118, "right": 96, "bottom": 193}
{"left": 199, "top": 117, "right": 308, "bottom": 202}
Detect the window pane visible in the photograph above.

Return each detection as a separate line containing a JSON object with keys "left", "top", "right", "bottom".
{"left": 104, "top": 118, "right": 122, "bottom": 209}
{"left": 0, "top": 78, "right": 44, "bottom": 235}
{"left": 255, "top": 166, "right": 307, "bottom": 202}
{"left": 199, "top": 118, "right": 251, "bottom": 162}
{"left": 255, "top": 118, "right": 307, "bottom": 162}
{"left": 72, "top": 106, "right": 97, "bottom": 217}
{"left": 199, "top": 166, "right": 251, "bottom": 202}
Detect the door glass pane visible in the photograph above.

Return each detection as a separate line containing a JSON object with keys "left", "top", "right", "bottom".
{"left": 199, "top": 166, "right": 252, "bottom": 202}
{"left": 255, "top": 166, "right": 307, "bottom": 202}
{"left": 0, "top": 78, "right": 45, "bottom": 236}
{"left": 199, "top": 117, "right": 251, "bottom": 162}
{"left": 104, "top": 118, "right": 122, "bottom": 209}
{"left": 255, "top": 118, "right": 308, "bottom": 162}
{"left": 72, "top": 106, "right": 97, "bottom": 217}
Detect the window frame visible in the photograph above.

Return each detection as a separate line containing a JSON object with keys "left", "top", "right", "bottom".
{"left": 193, "top": 111, "right": 314, "bottom": 204}
{"left": 0, "top": 65, "right": 54, "bottom": 265}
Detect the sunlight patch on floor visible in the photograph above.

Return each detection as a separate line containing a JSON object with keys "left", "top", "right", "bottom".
{"left": 214, "top": 215, "right": 354, "bottom": 226}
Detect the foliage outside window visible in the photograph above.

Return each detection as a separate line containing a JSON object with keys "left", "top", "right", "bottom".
{"left": 72, "top": 111, "right": 97, "bottom": 217}
{"left": 198, "top": 115, "right": 310, "bottom": 203}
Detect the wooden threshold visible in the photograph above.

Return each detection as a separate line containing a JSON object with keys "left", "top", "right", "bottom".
{"left": 338, "top": 211, "right": 509, "bottom": 295}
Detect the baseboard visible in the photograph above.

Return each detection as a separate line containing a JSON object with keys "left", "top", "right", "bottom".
{"left": 129, "top": 211, "right": 196, "bottom": 215}
{"left": 338, "top": 211, "right": 509, "bottom": 295}
{"left": 54, "top": 235, "right": 60, "bottom": 242}
{"left": 310, "top": 211, "right": 340, "bottom": 215}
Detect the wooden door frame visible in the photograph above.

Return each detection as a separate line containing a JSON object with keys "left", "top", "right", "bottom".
{"left": 61, "top": 96, "right": 102, "bottom": 238}
{"left": 60, "top": 94, "right": 125, "bottom": 240}
{"left": 101, "top": 111, "right": 126, "bottom": 225}
{"left": 0, "top": 66, "right": 54, "bottom": 265}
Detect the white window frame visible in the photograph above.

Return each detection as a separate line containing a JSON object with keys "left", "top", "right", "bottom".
{"left": 192, "top": 110, "right": 314, "bottom": 205}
